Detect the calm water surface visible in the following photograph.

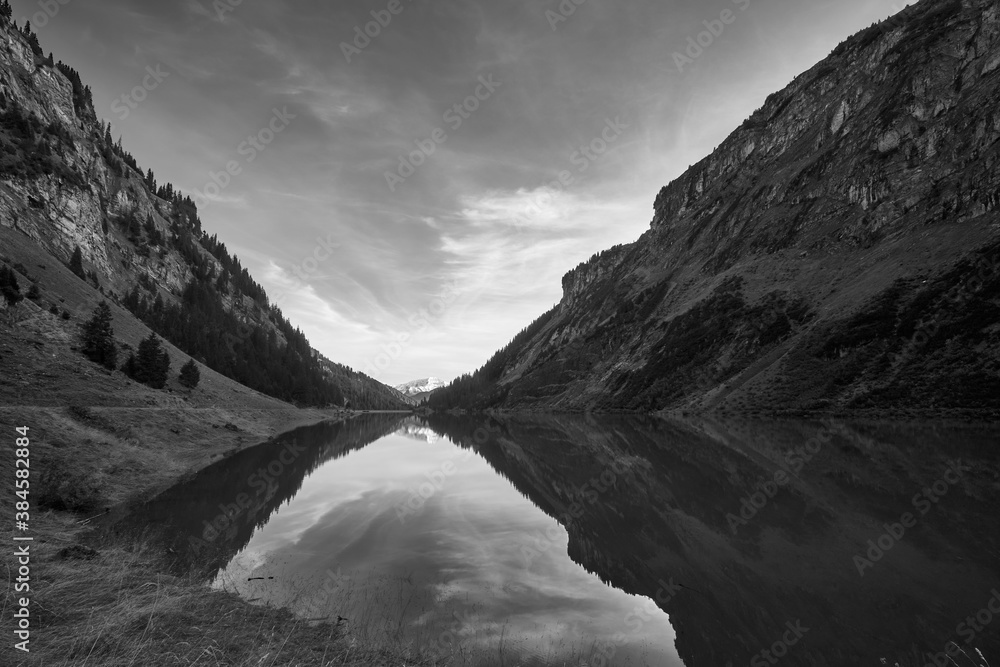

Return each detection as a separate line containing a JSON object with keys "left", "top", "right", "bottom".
{"left": 113, "top": 413, "right": 1000, "bottom": 666}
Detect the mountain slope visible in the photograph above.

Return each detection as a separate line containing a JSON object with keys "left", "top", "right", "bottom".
{"left": 0, "top": 8, "right": 405, "bottom": 410}
{"left": 429, "top": 0, "right": 1000, "bottom": 416}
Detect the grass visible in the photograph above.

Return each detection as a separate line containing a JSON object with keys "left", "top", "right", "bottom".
{"left": 0, "top": 517, "right": 424, "bottom": 666}
{"left": 0, "top": 300, "right": 408, "bottom": 664}
{"left": 0, "top": 512, "right": 609, "bottom": 666}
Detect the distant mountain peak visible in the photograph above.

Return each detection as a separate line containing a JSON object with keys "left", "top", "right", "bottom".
{"left": 395, "top": 377, "right": 446, "bottom": 396}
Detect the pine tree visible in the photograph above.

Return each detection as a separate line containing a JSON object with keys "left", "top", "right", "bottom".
{"left": 179, "top": 358, "right": 201, "bottom": 389}
{"left": 80, "top": 301, "right": 118, "bottom": 369}
{"left": 69, "top": 246, "right": 85, "bottom": 279}
{"left": 129, "top": 333, "right": 170, "bottom": 388}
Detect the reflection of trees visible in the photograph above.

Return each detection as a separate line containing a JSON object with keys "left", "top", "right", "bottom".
{"left": 426, "top": 413, "right": 1000, "bottom": 667}
{"left": 107, "top": 413, "right": 406, "bottom": 579}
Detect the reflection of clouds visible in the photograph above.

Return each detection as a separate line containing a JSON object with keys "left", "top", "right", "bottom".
{"left": 214, "top": 432, "right": 680, "bottom": 663}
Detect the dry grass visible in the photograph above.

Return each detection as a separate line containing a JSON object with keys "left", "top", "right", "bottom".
{"left": 0, "top": 515, "right": 602, "bottom": 667}
{"left": 0, "top": 402, "right": 426, "bottom": 666}
{"left": 0, "top": 514, "right": 428, "bottom": 666}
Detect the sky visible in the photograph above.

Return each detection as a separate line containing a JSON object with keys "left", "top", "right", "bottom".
{"left": 12, "top": 0, "right": 914, "bottom": 386}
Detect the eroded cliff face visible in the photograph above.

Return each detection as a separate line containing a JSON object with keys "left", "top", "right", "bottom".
{"left": 0, "top": 23, "right": 272, "bottom": 332}
{"left": 453, "top": 0, "right": 1000, "bottom": 414}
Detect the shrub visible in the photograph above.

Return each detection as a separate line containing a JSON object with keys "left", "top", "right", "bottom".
{"left": 179, "top": 358, "right": 200, "bottom": 389}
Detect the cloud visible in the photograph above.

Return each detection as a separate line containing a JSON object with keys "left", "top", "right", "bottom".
{"left": 30, "top": 0, "right": 919, "bottom": 384}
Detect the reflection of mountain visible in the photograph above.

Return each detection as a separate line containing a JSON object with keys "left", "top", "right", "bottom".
{"left": 106, "top": 413, "right": 406, "bottom": 578}
{"left": 393, "top": 421, "right": 441, "bottom": 443}
{"left": 425, "top": 414, "right": 1000, "bottom": 667}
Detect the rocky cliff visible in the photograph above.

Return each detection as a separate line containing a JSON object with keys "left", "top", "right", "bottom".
{"left": 431, "top": 0, "right": 1000, "bottom": 415}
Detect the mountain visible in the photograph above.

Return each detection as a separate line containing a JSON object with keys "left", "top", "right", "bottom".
{"left": 0, "top": 6, "right": 406, "bottom": 410}
{"left": 429, "top": 0, "right": 1000, "bottom": 416}
{"left": 395, "top": 377, "right": 446, "bottom": 401}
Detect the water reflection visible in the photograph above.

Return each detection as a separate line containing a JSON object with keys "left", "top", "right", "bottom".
{"left": 109, "top": 413, "right": 1000, "bottom": 666}
{"left": 108, "top": 413, "right": 406, "bottom": 575}
{"left": 213, "top": 420, "right": 680, "bottom": 665}
{"left": 426, "top": 414, "right": 1000, "bottom": 666}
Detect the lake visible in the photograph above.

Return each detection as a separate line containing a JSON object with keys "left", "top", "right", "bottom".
{"left": 110, "top": 413, "right": 1000, "bottom": 666}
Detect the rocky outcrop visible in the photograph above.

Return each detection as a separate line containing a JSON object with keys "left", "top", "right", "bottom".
{"left": 431, "top": 0, "right": 1000, "bottom": 415}
{"left": 0, "top": 31, "right": 192, "bottom": 298}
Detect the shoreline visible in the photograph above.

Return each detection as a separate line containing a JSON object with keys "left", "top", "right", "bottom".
{"left": 1, "top": 392, "right": 991, "bottom": 665}
{"left": 0, "top": 402, "right": 424, "bottom": 666}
